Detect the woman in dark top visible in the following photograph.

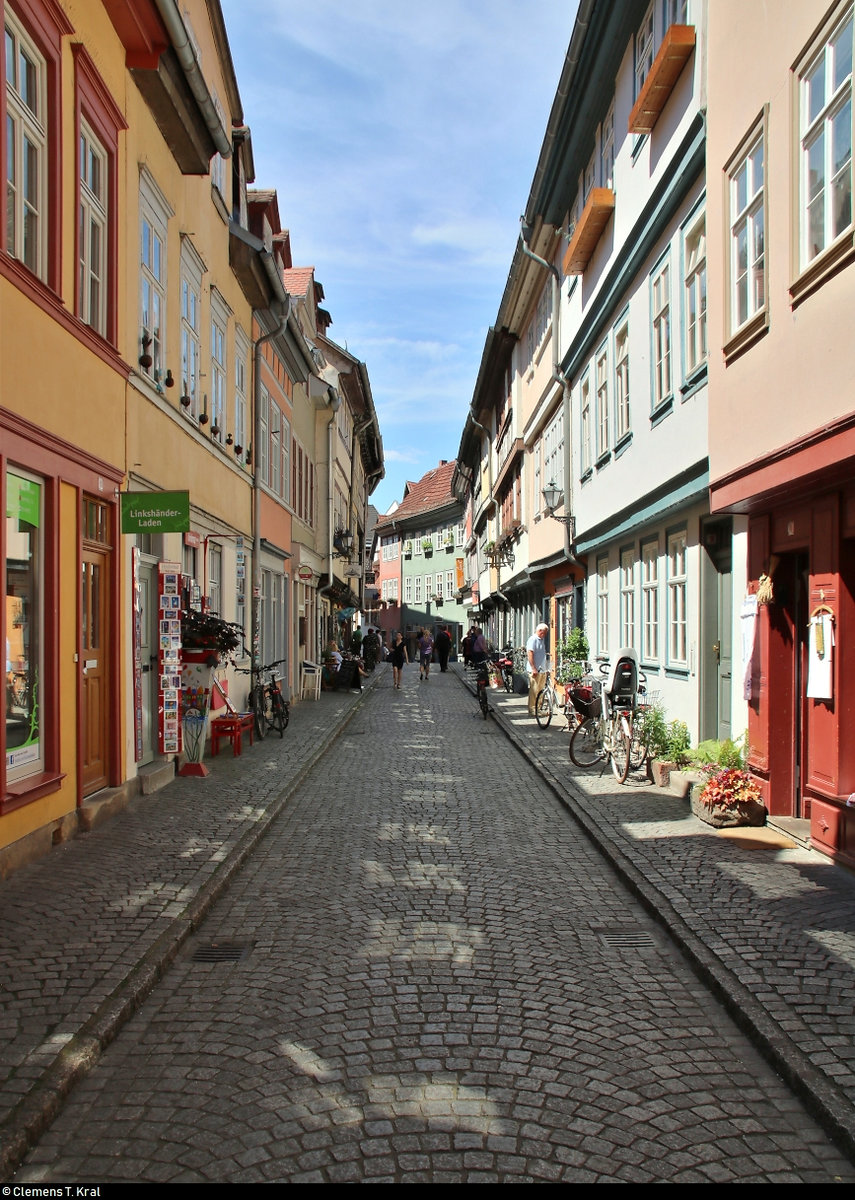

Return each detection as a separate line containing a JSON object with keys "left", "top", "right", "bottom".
{"left": 389, "top": 632, "right": 408, "bottom": 689}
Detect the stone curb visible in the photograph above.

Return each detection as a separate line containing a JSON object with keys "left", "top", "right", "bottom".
{"left": 454, "top": 666, "right": 855, "bottom": 1163}
{"left": 0, "top": 673, "right": 379, "bottom": 1183}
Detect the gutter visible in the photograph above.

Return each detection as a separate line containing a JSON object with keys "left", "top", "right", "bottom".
{"left": 153, "top": 0, "right": 231, "bottom": 159}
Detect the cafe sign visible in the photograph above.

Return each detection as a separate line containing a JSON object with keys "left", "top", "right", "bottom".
{"left": 121, "top": 491, "right": 190, "bottom": 534}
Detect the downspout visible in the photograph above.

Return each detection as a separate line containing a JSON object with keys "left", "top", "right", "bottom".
{"left": 519, "top": 229, "right": 581, "bottom": 567}
{"left": 252, "top": 287, "right": 291, "bottom": 666}
{"left": 153, "top": 0, "right": 232, "bottom": 158}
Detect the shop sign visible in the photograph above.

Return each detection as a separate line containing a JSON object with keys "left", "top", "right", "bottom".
{"left": 298, "top": 566, "right": 314, "bottom": 581}
{"left": 121, "top": 491, "right": 190, "bottom": 534}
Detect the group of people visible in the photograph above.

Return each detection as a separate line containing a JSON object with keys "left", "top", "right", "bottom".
{"left": 386, "top": 625, "right": 454, "bottom": 689}
{"left": 462, "top": 621, "right": 550, "bottom": 718}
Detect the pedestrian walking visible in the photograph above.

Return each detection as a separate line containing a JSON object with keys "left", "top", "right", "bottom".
{"left": 462, "top": 629, "right": 472, "bottom": 666}
{"left": 526, "top": 622, "right": 549, "bottom": 715}
{"left": 362, "top": 627, "right": 379, "bottom": 671}
{"left": 436, "top": 625, "right": 452, "bottom": 672}
{"left": 418, "top": 627, "right": 434, "bottom": 681}
{"left": 389, "top": 632, "right": 408, "bottom": 689}
{"left": 469, "top": 626, "right": 488, "bottom": 665}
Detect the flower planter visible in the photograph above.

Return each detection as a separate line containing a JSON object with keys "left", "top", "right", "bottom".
{"left": 691, "top": 791, "right": 767, "bottom": 828}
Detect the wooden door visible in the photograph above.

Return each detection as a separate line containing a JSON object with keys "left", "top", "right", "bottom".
{"left": 81, "top": 547, "right": 109, "bottom": 795}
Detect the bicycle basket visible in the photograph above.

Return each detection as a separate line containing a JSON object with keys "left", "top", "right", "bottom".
{"left": 570, "top": 678, "right": 602, "bottom": 719}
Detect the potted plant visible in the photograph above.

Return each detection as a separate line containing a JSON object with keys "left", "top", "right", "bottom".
{"left": 555, "top": 628, "right": 590, "bottom": 686}
{"left": 692, "top": 766, "right": 767, "bottom": 828}
{"left": 644, "top": 703, "right": 673, "bottom": 786}
{"left": 180, "top": 609, "right": 243, "bottom": 666}
{"left": 404, "top": 539, "right": 413, "bottom": 557}
{"left": 422, "top": 537, "right": 433, "bottom": 555}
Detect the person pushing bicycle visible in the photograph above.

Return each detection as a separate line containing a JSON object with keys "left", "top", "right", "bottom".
{"left": 526, "top": 622, "right": 549, "bottom": 716}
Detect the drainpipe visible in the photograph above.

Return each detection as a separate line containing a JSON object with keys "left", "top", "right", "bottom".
{"left": 519, "top": 228, "right": 581, "bottom": 567}
{"left": 252, "top": 290, "right": 291, "bottom": 667}
{"left": 153, "top": 0, "right": 231, "bottom": 158}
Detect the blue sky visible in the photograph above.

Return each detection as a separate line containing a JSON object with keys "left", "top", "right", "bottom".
{"left": 221, "top": 1, "right": 578, "bottom": 515}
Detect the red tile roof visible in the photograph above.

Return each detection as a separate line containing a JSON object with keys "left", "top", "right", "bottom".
{"left": 281, "top": 266, "right": 315, "bottom": 298}
{"left": 376, "top": 460, "right": 457, "bottom": 528}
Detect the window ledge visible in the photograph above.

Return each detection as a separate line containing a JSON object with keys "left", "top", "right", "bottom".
{"left": 790, "top": 231, "right": 855, "bottom": 309}
{"left": 629, "top": 25, "right": 696, "bottom": 135}
{"left": 1, "top": 771, "right": 66, "bottom": 815}
{"left": 562, "top": 189, "right": 616, "bottom": 275}
{"left": 650, "top": 397, "right": 674, "bottom": 427}
{"left": 613, "top": 431, "right": 633, "bottom": 460}
{"left": 680, "top": 362, "right": 708, "bottom": 400}
{"left": 595, "top": 450, "right": 612, "bottom": 470}
{"left": 723, "top": 308, "right": 768, "bottom": 365}
{"left": 664, "top": 665, "right": 690, "bottom": 679}
{"left": 580, "top": 467, "right": 593, "bottom": 485}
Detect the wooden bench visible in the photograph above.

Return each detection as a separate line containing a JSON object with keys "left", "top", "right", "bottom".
{"left": 210, "top": 712, "right": 255, "bottom": 757}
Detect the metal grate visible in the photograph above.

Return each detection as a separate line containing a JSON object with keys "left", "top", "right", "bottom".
{"left": 191, "top": 940, "right": 254, "bottom": 963}
{"left": 596, "top": 928, "right": 657, "bottom": 949}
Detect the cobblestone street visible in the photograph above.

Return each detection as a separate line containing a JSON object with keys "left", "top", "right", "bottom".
{"left": 11, "top": 668, "right": 855, "bottom": 1183}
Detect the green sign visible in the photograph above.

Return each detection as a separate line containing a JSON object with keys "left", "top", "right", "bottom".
{"left": 121, "top": 491, "right": 190, "bottom": 534}
{"left": 7, "top": 474, "right": 41, "bottom": 527}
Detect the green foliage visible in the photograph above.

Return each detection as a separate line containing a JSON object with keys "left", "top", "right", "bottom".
{"left": 698, "top": 767, "right": 763, "bottom": 811}
{"left": 692, "top": 736, "right": 747, "bottom": 770}
{"left": 666, "top": 719, "right": 691, "bottom": 766}
{"left": 555, "top": 627, "right": 590, "bottom": 684}
{"left": 642, "top": 702, "right": 670, "bottom": 760}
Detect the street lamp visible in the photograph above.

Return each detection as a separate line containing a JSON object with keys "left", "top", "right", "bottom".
{"left": 542, "top": 481, "right": 575, "bottom": 534}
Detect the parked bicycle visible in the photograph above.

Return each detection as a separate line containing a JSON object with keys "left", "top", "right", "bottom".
{"left": 533, "top": 662, "right": 557, "bottom": 728}
{"left": 467, "top": 656, "right": 492, "bottom": 719}
{"left": 239, "top": 658, "right": 290, "bottom": 740}
{"left": 568, "top": 650, "right": 646, "bottom": 783}
{"left": 496, "top": 644, "right": 515, "bottom": 693}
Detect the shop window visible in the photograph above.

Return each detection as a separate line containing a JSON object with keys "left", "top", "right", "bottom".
{"left": 5, "top": 471, "right": 43, "bottom": 782}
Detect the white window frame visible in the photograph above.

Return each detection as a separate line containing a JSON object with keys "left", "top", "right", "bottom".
{"left": 614, "top": 315, "right": 630, "bottom": 442}
{"left": 596, "top": 556, "right": 609, "bottom": 656}
{"left": 446, "top": 569, "right": 454, "bottom": 597}
{"left": 600, "top": 100, "right": 615, "bottom": 189}
{"left": 179, "top": 236, "right": 204, "bottom": 420}
{"left": 210, "top": 289, "right": 230, "bottom": 442}
{"left": 683, "top": 206, "right": 707, "bottom": 375}
{"left": 78, "top": 118, "right": 107, "bottom": 335}
{"left": 270, "top": 400, "right": 281, "bottom": 495}
{"left": 596, "top": 341, "right": 610, "bottom": 459}
{"left": 666, "top": 529, "right": 688, "bottom": 666}
{"left": 651, "top": 257, "right": 672, "bottom": 409}
{"left": 435, "top": 573, "right": 443, "bottom": 600}
{"left": 620, "top": 548, "right": 636, "bottom": 648}
{"left": 635, "top": 4, "right": 655, "bottom": 98}
{"left": 414, "top": 574, "right": 422, "bottom": 605}
{"left": 405, "top": 576, "right": 413, "bottom": 604}
{"left": 4, "top": 10, "right": 47, "bottom": 279}
{"left": 140, "top": 169, "right": 172, "bottom": 380}
{"left": 280, "top": 413, "right": 291, "bottom": 504}
{"left": 798, "top": 5, "right": 853, "bottom": 271}
{"left": 641, "top": 539, "right": 660, "bottom": 662}
{"left": 727, "top": 125, "right": 766, "bottom": 338}
{"left": 580, "top": 373, "right": 592, "bottom": 476}
{"left": 234, "top": 325, "right": 249, "bottom": 462}
{"left": 259, "top": 386, "right": 269, "bottom": 486}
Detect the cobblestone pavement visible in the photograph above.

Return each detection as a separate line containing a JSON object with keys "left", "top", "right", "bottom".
{"left": 5, "top": 665, "right": 855, "bottom": 1183}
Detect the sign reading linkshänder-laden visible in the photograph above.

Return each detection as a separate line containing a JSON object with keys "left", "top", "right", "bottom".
{"left": 120, "top": 491, "right": 190, "bottom": 534}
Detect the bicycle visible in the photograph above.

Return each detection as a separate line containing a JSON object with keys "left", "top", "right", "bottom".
{"left": 568, "top": 651, "right": 644, "bottom": 784}
{"left": 239, "top": 658, "right": 289, "bottom": 740}
{"left": 468, "top": 656, "right": 491, "bottom": 719}
{"left": 534, "top": 663, "right": 557, "bottom": 728}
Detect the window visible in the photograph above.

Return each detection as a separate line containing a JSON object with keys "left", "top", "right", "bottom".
{"left": 446, "top": 570, "right": 454, "bottom": 597}
{"left": 259, "top": 387, "right": 269, "bottom": 485}
{"left": 635, "top": 5, "right": 655, "bottom": 98}
{"left": 799, "top": 7, "right": 853, "bottom": 268}
{"left": 620, "top": 548, "right": 636, "bottom": 647}
{"left": 614, "top": 317, "right": 630, "bottom": 441}
{"left": 597, "top": 556, "right": 609, "bottom": 655}
{"left": 381, "top": 536, "right": 399, "bottom": 562}
{"left": 4, "top": 9, "right": 47, "bottom": 278}
{"left": 5, "top": 470, "right": 44, "bottom": 782}
{"left": 727, "top": 126, "right": 765, "bottom": 336}
{"left": 179, "top": 238, "right": 204, "bottom": 419}
{"left": 667, "top": 530, "right": 688, "bottom": 665}
{"left": 234, "top": 327, "right": 249, "bottom": 462}
{"left": 580, "top": 374, "right": 592, "bottom": 476}
{"left": 414, "top": 574, "right": 422, "bottom": 605}
{"left": 279, "top": 414, "right": 291, "bottom": 504}
{"left": 651, "top": 258, "right": 671, "bottom": 407}
{"left": 596, "top": 342, "right": 610, "bottom": 459}
{"left": 600, "top": 101, "right": 615, "bottom": 189}
{"left": 140, "top": 169, "right": 172, "bottom": 380}
{"left": 208, "top": 543, "right": 221, "bottom": 616}
{"left": 456, "top": 523, "right": 465, "bottom": 546}
{"left": 77, "top": 120, "right": 107, "bottom": 336}
{"left": 641, "top": 540, "right": 660, "bottom": 661}
{"left": 684, "top": 208, "right": 707, "bottom": 374}
{"left": 210, "top": 290, "right": 229, "bottom": 441}
{"left": 405, "top": 576, "right": 412, "bottom": 604}
{"left": 435, "top": 573, "right": 443, "bottom": 599}
{"left": 270, "top": 401, "right": 281, "bottom": 495}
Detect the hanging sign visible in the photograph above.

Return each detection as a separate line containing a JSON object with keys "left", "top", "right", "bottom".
{"left": 121, "top": 491, "right": 190, "bottom": 534}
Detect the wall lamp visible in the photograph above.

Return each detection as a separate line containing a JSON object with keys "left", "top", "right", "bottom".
{"left": 542, "top": 481, "right": 575, "bottom": 533}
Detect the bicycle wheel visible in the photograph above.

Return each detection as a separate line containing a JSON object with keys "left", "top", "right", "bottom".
{"left": 251, "top": 683, "right": 267, "bottom": 740}
{"left": 478, "top": 682, "right": 489, "bottom": 719}
{"left": 535, "top": 686, "right": 553, "bottom": 728}
{"left": 570, "top": 718, "right": 605, "bottom": 767}
{"left": 271, "top": 694, "right": 287, "bottom": 738}
{"left": 610, "top": 715, "right": 632, "bottom": 783}
{"left": 628, "top": 712, "right": 648, "bottom": 770}
{"left": 503, "top": 670, "right": 513, "bottom": 693}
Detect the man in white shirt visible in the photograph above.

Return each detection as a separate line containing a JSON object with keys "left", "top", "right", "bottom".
{"left": 526, "top": 622, "right": 549, "bottom": 716}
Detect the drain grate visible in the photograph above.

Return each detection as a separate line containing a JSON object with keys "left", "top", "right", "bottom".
{"left": 597, "top": 928, "right": 657, "bottom": 949}
{"left": 191, "top": 940, "right": 254, "bottom": 963}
